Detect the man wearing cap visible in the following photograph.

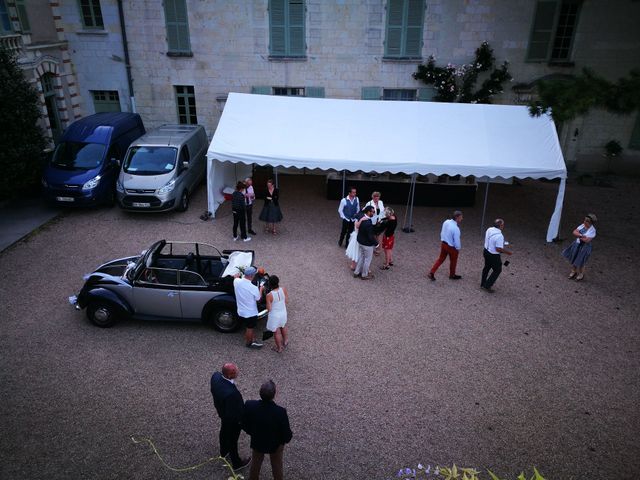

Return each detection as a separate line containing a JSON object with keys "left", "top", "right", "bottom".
{"left": 210, "top": 363, "right": 251, "bottom": 471}
{"left": 427, "top": 210, "right": 463, "bottom": 281}
{"left": 481, "top": 218, "right": 512, "bottom": 293}
{"left": 233, "top": 267, "right": 263, "bottom": 348}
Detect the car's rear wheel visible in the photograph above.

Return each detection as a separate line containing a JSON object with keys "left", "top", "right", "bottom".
{"left": 210, "top": 308, "right": 239, "bottom": 333}
{"left": 176, "top": 190, "right": 189, "bottom": 212}
{"left": 86, "top": 301, "right": 119, "bottom": 328}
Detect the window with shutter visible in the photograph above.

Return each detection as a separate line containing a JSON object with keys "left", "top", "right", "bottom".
{"left": 251, "top": 86, "right": 273, "bottom": 95}
{"left": 0, "top": 1, "right": 12, "bottom": 34}
{"left": 383, "top": 89, "right": 417, "bottom": 101}
{"left": 15, "top": 0, "right": 30, "bottom": 33}
{"left": 361, "top": 87, "right": 382, "bottom": 100}
{"left": 384, "top": 0, "right": 425, "bottom": 59}
{"left": 164, "top": 0, "right": 192, "bottom": 54}
{"left": 527, "top": 0, "right": 581, "bottom": 62}
{"left": 78, "top": 0, "right": 104, "bottom": 29}
{"left": 175, "top": 85, "right": 198, "bottom": 124}
{"left": 269, "top": 0, "right": 306, "bottom": 57}
{"left": 305, "top": 87, "right": 325, "bottom": 98}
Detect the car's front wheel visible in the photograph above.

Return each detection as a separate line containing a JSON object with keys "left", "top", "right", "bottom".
{"left": 86, "top": 301, "right": 119, "bottom": 328}
{"left": 210, "top": 308, "right": 239, "bottom": 333}
{"left": 176, "top": 189, "right": 189, "bottom": 212}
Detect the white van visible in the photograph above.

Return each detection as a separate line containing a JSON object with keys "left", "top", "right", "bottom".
{"left": 116, "top": 125, "right": 207, "bottom": 212}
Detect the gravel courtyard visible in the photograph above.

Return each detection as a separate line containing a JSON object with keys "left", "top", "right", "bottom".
{"left": 1, "top": 174, "right": 639, "bottom": 480}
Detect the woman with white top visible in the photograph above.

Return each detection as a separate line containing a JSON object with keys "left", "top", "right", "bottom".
{"left": 266, "top": 275, "right": 288, "bottom": 352}
{"left": 562, "top": 214, "right": 597, "bottom": 281}
{"left": 365, "top": 191, "right": 385, "bottom": 254}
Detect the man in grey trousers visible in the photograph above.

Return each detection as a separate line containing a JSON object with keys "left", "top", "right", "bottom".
{"left": 354, "top": 206, "right": 378, "bottom": 280}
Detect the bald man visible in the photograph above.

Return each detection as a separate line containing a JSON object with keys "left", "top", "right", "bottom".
{"left": 210, "top": 363, "right": 250, "bottom": 470}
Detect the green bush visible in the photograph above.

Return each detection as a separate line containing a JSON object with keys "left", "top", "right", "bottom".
{"left": 0, "top": 47, "right": 47, "bottom": 200}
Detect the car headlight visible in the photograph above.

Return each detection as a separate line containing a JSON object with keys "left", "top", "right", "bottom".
{"left": 82, "top": 175, "right": 101, "bottom": 191}
{"left": 157, "top": 179, "right": 176, "bottom": 195}
{"left": 116, "top": 178, "right": 124, "bottom": 193}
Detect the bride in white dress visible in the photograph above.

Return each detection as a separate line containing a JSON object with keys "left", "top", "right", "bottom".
{"left": 266, "top": 275, "right": 288, "bottom": 353}
{"left": 345, "top": 215, "right": 364, "bottom": 270}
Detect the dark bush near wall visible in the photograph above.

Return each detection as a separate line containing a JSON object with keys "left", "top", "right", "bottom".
{"left": 0, "top": 47, "right": 47, "bottom": 200}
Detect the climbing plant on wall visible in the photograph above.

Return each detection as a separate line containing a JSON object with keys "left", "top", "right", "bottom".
{"left": 413, "top": 42, "right": 512, "bottom": 104}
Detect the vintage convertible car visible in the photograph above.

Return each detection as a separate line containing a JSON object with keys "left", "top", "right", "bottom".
{"left": 69, "top": 240, "right": 268, "bottom": 332}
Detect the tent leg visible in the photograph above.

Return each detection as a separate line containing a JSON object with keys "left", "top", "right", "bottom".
{"left": 480, "top": 181, "right": 490, "bottom": 236}
{"left": 342, "top": 170, "right": 346, "bottom": 198}
{"left": 402, "top": 174, "right": 416, "bottom": 233}
{"left": 274, "top": 167, "right": 278, "bottom": 188}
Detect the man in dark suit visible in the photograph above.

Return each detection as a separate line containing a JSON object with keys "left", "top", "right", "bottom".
{"left": 242, "top": 380, "right": 293, "bottom": 480}
{"left": 210, "top": 363, "right": 250, "bottom": 471}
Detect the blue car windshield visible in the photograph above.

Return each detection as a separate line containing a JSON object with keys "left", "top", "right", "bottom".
{"left": 123, "top": 146, "right": 177, "bottom": 175}
{"left": 52, "top": 142, "right": 106, "bottom": 170}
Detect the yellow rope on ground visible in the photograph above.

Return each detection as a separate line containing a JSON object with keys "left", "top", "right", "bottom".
{"left": 130, "top": 435, "right": 240, "bottom": 478}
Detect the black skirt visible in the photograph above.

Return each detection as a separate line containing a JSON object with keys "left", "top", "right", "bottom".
{"left": 259, "top": 203, "right": 283, "bottom": 223}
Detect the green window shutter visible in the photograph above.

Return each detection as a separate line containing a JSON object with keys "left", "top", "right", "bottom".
{"left": 251, "top": 86, "right": 272, "bottom": 95}
{"left": 629, "top": 113, "right": 640, "bottom": 150}
{"left": 385, "top": 0, "right": 404, "bottom": 57}
{"left": 288, "top": 0, "right": 305, "bottom": 56}
{"left": 404, "top": 0, "right": 424, "bottom": 57}
{"left": 361, "top": 87, "right": 381, "bottom": 100}
{"left": 164, "top": 0, "right": 191, "bottom": 53}
{"left": 305, "top": 87, "right": 325, "bottom": 98}
{"left": 269, "top": 0, "right": 286, "bottom": 56}
{"left": 15, "top": 0, "right": 30, "bottom": 33}
{"left": 78, "top": 0, "right": 103, "bottom": 28}
{"left": 418, "top": 87, "right": 435, "bottom": 101}
{"left": 92, "top": 91, "right": 121, "bottom": 113}
{"left": 527, "top": 1, "right": 559, "bottom": 61}
{"left": 0, "top": 1, "right": 12, "bottom": 34}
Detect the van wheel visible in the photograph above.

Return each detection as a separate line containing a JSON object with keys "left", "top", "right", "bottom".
{"left": 176, "top": 190, "right": 189, "bottom": 212}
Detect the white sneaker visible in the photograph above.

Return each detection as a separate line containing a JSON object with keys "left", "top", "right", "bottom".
{"left": 243, "top": 237, "right": 252, "bottom": 242}
{"left": 233, "top": 236, "right": 238, "bottom": 241}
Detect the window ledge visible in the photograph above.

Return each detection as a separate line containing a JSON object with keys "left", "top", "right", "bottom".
{"left": 382, "top": 57, "right": 423, "bottom": 63}
{"left": 268, "top": 56, "right": 307, "bottom": 62}
{"left": 167, "top": 51, "right": 194, "bottom": 58}
{"left": 76, "top": 29, "right": 108, "bottom": 36}
{"left": 548, "top": 61, "right": 575, "bottom": 67}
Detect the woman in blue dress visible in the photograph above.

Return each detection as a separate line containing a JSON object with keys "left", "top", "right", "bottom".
{"left": 562, "top": 213, "right": 597, "bottom": 281}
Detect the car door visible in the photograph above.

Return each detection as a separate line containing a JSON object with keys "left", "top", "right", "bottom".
{"left": 178, "top": 270, "right": 217, "bottom": 320}
{"left": 133, "top": 267, "right": 182, "bottom": 319}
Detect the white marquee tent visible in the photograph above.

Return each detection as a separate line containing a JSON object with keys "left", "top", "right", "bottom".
{"left": 207, "top": 93, "right": 567, "bottom": 241}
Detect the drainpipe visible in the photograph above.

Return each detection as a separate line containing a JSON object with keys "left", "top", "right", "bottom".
{"left": 117, "top": 0, "right": 136, "bottom": 113}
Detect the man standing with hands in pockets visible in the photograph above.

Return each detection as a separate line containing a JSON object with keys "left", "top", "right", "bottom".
{"left": 338, "top": 187, "right": 360, "bottom": 248}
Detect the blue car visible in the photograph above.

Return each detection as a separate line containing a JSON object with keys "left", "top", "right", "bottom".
{"left": 42, "top": 112, "right": 145, "bottom": 206}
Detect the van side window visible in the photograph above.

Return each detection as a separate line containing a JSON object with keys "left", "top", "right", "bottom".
{"left": 179, "top": 146, "right": 190, "bottom": 165}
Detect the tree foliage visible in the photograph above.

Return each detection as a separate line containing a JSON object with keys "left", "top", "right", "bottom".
{"left": 0, "top": 47, "right": 47, "bottom": 199}
{"left": 413, "top": 42, "right": 512, "bottom": 104}
{"left": 528, "top": 68, "right": 640, "bottom": 123}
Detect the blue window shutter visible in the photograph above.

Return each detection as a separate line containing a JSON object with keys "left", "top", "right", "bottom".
{"left": 629, "top": 113, "right": 640, "bottom": 150}
{"left": 251, "top": 86, "right": 272, "bottom": 95}
{"left": 15, "top": 0, "right": 30, "bottom": 33}
{"left": 305, "top": 87, "right": 325, "bottom": 98}
{"left": 288, "top": 0, "right": 305, "bottom": 56}
{"left": 361, "top": 87, "right": 381, "bottom": 100}
{"left": 418, "top": 87, "right": 435, "bottom": 101}
{"left": 269, "top": 0, "right": 286, "bottom": 55}
{"left": 385, "top": 0, "right": 404, "bottom": 57}
{"left": 405, "top": 0, "right": 424, "bottom": 57}
{"left": 527, "top": 1, "right": 559, "bottom": 61}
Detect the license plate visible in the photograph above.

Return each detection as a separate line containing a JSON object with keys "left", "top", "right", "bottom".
{"left": 132, "top": 202, "right": 151, "bottom": 207}
{"left": 56, "top": 196, "right": 74, "bottom": 202}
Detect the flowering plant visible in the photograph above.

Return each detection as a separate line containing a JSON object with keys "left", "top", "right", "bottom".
{"left": 413, "top": 42, "right": 511, "bottom": 104}
{"left": 390, "top": 463, "right": 545, "bottom": 480}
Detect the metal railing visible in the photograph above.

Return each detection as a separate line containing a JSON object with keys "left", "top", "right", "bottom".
{"left": 0, "top": 34, "right": 24, "bottom": 56}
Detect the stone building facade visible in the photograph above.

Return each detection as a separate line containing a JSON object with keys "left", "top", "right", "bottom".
{"left": 4, "top": 1, "right": 640, "bottom": 171}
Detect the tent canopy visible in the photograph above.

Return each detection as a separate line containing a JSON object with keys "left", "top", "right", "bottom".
{"left": 207, "top": 93, "right": 567, "bottom": 241}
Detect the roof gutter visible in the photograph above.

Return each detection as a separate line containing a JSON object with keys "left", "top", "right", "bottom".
{"left": 117, "top": 0, "right": 136, "bottom": 113}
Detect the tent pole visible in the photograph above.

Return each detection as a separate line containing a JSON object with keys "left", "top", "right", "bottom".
{"left": 342, "top": 170, "right": 346, "bottom": 198}
{"left": 274, "top": 167, "right": 278, "bottom": 188}
{"left": 409, "top": 174, "right": 416, "bottom": 232}
{"left": 402, "top": 174, "right": 416, "bottom": 233}
{"left": 480, "top": 181, "right": 490, "bottom": 236}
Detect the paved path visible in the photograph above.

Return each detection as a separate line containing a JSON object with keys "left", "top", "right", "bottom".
{"left": 0, "top": 196, "right": 60, "bottom": 252}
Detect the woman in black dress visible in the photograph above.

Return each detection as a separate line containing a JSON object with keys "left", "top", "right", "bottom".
{"left": 259, "top": 179, "right": 283, "bottom": 235}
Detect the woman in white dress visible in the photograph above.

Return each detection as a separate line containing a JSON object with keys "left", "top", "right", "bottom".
{"left": 266, "top": 275, "right": 288, "bottom": 353}
{"left": 345, "top": 213, "right": 365, "bottom": 270}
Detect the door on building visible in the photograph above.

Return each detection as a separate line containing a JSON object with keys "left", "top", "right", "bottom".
{"left": 42, "top": 73, "right": 62, "bottom": 143}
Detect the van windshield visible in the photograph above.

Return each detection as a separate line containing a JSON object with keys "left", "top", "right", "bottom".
{"left": 123, "top": 146, "right": 177, "bottom": 175}
{"left": 52, "top": 142, "right": 106, "bottom": 170}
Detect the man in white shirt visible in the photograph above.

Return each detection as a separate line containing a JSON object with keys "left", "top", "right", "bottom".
{"left": 337, "top": 187, "right": 360, "bottom": 248}
{"left": 481, "top": 218, "right": 512, "bottom": 293}
{"left": 244, "top": 177, "right": 257, "bottom": 236}
{"left": 427, "top": 210, "right": 463, "bottom": 281}
{"left": 233, "top": 266, "right": 263, "bottom": 348}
